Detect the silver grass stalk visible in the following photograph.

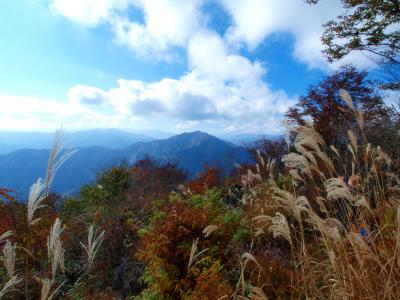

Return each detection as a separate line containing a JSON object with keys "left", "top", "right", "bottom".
{"left": 375, "top": 147, "right": 392, "bottom": 167}
{"left": 366, "top": 143, "right": 372, "bottom": 156}
{"left": 271, "top": 187, "right": 310, "bottom": 223}
{"left": 241, "top": 169, "right": 262, "bottom": 187}
{"left": 315, "top": 196, "right": 328, "bottom": 214}
{"left": 266, "top": 158, "right": 275, "bottom": 173}
{"left": 253, "top": 215, "right": 273, "bottom": 236}
{"left": 37, "top": 277, "right": 64, "bottom": 300}
{"left": 339, "top": 89, "right": 354, "bottom": 110}
{"left": 2, "top": 240, "right": 16, "bottom": 279}
{"left": 282, "top": 153, "right": 311, "bottom": 175}
{"left": 253, "top": 215, "right": 273, "bottom": 223}
{"left": 357, "top": 110, "right": 364, "bottom": 129}
{"left": 284, "top": 119, "right": 293, "bottom": 148}
{"left": 330, "top": 145, "right": 341, "bottom": 158}
{"left": 256, "top": 150, "right": 265, "bottom": 167}
{"left": 327, "top": 250, "right": 336, "bottom": 271}
{"left": 308, "top": 213, "right": 343, "bottom": 241}
{"left": 39, "top": 278, "right": 52, "bottom": 300}
{"left": 347, "top": 129, "right": 358, "bottom": 158}
{"left": 289, "top": 169, "right": 303, "bottom": 182}
{"left": 47, "top": 218, "right": 63, "bottom": 259}
{"left": 295, "top": 126, "right": 325, "bottom": 151}
{"left": 50, "top": 242, "right": 64, "bottom": 279}
{"left": 188, "top": 238, "right": 208, "bottom": 271}
{"left": 324, "top": 178, "right": 353, "bottom": 201}
{"left": 0, "top": 238, "right": 21, "bottom": 298}
{"left": 27, "top": 178, "right": 46, "bottom": 225}
{"left": 0, "top": 275, "right": 21, "bottom": 298}
{"left": 80, "top": 225, "right": 105, "bottom": 269}
{"left": 354, "top": 195, "right": 371, "bottom": 212}
{"left": 45, "top": 128, "right": 77, "bottom": 197}
{"left": 0, "top": 230, "right": 12, "bottom": 244}
{"left": 302, "top": 150, "right": 318, "bottom": 166}
{"left": 28, "top": 129, "right": 76, "bottom": 226}
{"left": 241, "top": 252, "right": 262, "bottom": 270}
{"left": 249, "top": 285, "right": 269, "bottom": 300}
{"left": 270, "top": 212, "right": 292, "bottom": 246}
{"left": 316, "top": 150, "right": 335, "bottom": 174}
{"left": 348, "top": 144, "right": 356, "bottom": 164}
{"left": 47, "top": 218, "right": 65, "bottom": 278}
{"left": 203, "top": 225, "right": 219, "bottom": 238}
{"left": 293, "top": 126, "right": 335, "bottom": 174}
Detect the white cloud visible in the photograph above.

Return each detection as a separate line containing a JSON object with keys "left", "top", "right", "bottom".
{"left": 69, "top": 32, "right": 295, "bottom": 133}
{"left": 50, "top": 0, "right": 132, "bottom": 27}
{"left": 220, "top": 0, "right": 343, "bottom": 68}
{"left": 69, "top": 85, "right": 107, "bottom": 105}
{"left": 175, "top": 120, "right": 199, "bottom": 131}
{"left": 50, "top": 0, "right": 379, "bottom": 69}
{"left": 51, "top": 0, "right": 204, "bottom": 59}
{"left": 188, "top": 31, "right": 265, "bottom": 81}
{"left": 42, "top": 0, "right": 380, "bottom": 134}
{"left": 142, "top": 0, "right": 202, "bottom": 45}
{"left": 0, "top": 94, "right": 142, "bottom": 131}
{"left": 112, "top": 0, "right": 204, "bottom": 59}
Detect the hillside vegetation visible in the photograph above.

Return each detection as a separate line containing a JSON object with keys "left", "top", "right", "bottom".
{"left": 2, "top": 0, "right": 400, "bottom": 298}
{"left": 1, "top": 69, "right": 400, "bottom": 299}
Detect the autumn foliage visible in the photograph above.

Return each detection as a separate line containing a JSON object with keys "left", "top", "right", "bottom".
{"left": 1, "top": 66, "right": 400, "bottom": 299}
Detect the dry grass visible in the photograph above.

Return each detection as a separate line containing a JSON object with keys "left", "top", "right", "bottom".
{"left": 0, "top": 129, "right": 105, "bottom": 299}
{"left": 242, "top": 90, "right": 400, "bottom": 299}
{"left": 80, "top": 225, "right": 105, "bottom": 269}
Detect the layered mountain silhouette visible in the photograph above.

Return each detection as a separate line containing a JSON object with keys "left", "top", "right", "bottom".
{"left": 0, "top": 131, "right": 251, "bottom": 197}
{"left": 0, "top": 129, "right": 153, "bottom": 155}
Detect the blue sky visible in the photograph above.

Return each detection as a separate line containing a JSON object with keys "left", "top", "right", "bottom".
{"left": 1, "top": 0, "right": 364, "bottom": 134}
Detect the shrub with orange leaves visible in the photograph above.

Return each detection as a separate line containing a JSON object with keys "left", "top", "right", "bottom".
{"left": 136, "top": 189, "right": 252, "bottom": 299}
{"left": 186, "top": 166, "right": 223, "bottom": 195}
{"left": 128, "top": 158, "right": 187, "bottom": 215}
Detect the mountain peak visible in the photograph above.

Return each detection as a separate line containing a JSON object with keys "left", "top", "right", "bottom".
{"left": 168, "top": 131, "right": 221, "bottom": 146}
{"left": 176, "top": 131, "right": 213, "bottom": 138}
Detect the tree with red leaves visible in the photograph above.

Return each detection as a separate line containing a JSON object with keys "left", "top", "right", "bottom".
{"left": 186, "top": 165, "right": 224, "bottom": 195}
{"left": 286, "top": 66, "right": 392, "bottom": 148}
{"left": 128, "top": 157, "right": 187, "bottom": 211}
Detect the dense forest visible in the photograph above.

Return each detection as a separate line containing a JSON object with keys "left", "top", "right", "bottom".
{"left": 1, "top": 0, "right": 400, "bottom": 299}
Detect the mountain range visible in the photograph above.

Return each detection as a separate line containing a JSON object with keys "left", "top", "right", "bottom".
{"left": 0, "top": 129, "right": 279, "bottom": 155}
{"left": 0, "top": 129, "right": 155, "bottom": 155}
{"left": 0, "top": 131, "right": 252, "bottom": 198}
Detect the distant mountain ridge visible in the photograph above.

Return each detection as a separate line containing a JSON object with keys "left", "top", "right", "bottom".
{"left": 0, "top": 131, "right": 251, "bottom": 198}
{"left": 0, "top": 128, "right": 280, "bottom": 154}
{"left": 218, "top": 133, "right": 284, "bottom": 145}
{"left": 0, "top": 129, "right": 153, "bottom": 154}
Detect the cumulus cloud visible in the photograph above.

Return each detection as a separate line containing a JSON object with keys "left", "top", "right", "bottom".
{"left": 0, "top": 94, "right": 141, "bottom": 131}
{"left": 69, "top": 85, "right": 107, "bottom": 105}
{"left": 43, "top": 0, "right": 379, "bottom": 134}
{"left": 112, "top": 0, "right": 204, "bottom": 59}
{"left": 50, "top": 0, "right": 132, "bottom": 27}
{"left": 175, "top": 120, "right": 199, "bottom": 131}
{"left": 220, "top": 0, "right": 344, "bottom": 68}
{"left": 69, "top": 31, "right": 295, "bottom": 133}
{"left": 50, "top": 0, "right": 378, "bottom": 68}
{"left": 51, "top": 0, "right": 204, "bottom": 59}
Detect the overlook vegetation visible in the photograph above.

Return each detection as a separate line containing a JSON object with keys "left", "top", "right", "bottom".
{"left": 1, "top": 1, "right": 400, "bottom": 299}
{"left": 1, "top": 66, "right": 399, "bottom": 299}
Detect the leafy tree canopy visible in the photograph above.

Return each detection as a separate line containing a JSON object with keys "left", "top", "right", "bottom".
{"left": 286, "top": 66, "right": 391, "bottom": 147}
{"left": 307, "top": 0, "right": 400, "bottom": 66}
